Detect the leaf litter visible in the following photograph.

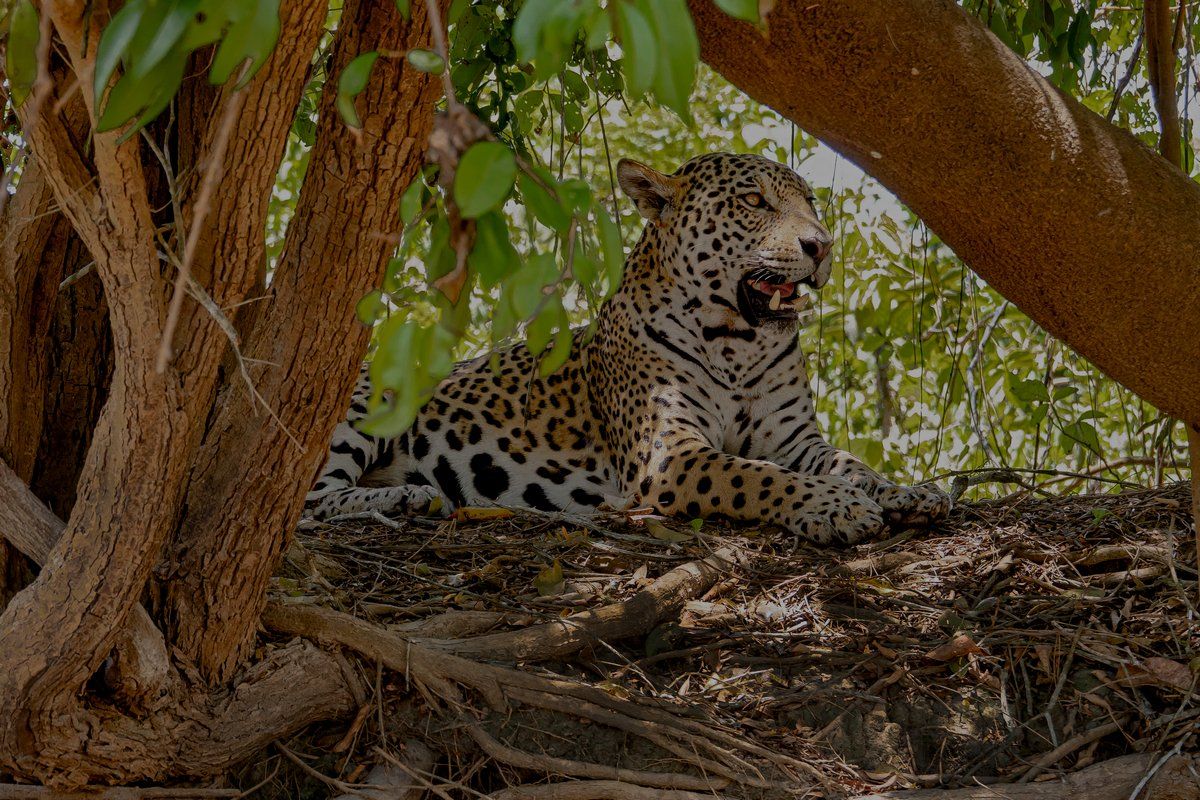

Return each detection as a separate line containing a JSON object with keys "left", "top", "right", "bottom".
{"left": 250, "top": 483, "right": 1198, "bottom": 798}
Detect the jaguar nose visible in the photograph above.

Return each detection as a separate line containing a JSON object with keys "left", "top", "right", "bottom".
{"left": 799, "top": 235, "right": 832, "bottom": 263}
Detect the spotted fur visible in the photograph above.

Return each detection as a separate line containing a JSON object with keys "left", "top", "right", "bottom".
{"left": 306, "top": 153, "right": 951, "bottom": 544}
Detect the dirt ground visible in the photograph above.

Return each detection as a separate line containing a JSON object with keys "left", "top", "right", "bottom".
{"left": 238, "top": 481, "right": 1198, "bottom": 798}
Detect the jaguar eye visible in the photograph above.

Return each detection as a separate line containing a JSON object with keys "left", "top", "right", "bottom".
{"left": 742, "top": 192, "right": 768, "bottom": 209}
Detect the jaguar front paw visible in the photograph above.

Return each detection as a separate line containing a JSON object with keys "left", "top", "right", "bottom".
{"left": 786, "top": 476, "right": 885, "bottom": 546}
{"left": 870, "top": 482, "right": 952, "bottom": 527}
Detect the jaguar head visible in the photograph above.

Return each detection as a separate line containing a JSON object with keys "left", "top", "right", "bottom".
{"left": 618, "top": 152, "right": 832, "bottom": 329}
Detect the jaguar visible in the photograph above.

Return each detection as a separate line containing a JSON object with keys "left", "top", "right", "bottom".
{"left": 305, "top": 152, "right": 951, "bottom": 544}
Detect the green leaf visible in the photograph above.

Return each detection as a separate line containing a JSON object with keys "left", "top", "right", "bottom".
{"left": 211, "top": 0, "right": 282, "bottom": 87}
{"left": 447, "top": 0, "right": 470, "bottom": 22}
{"left": 361, "top": 318, "right": 461, "bottom": 438}
{"left": 616, "top": 1, "right": 656, "bottom": 97}
{"left": 469, "top": 211, "right": 519, "bottom": 287}
{"left": 356, "top": 290, "right": 385, "bottom": 325}
{"left": 585, "top": 9, "right": 611, "bottom": 49}
{"left": 5, "top": 0, "right": 40, "bottom": 107}
{"left": 563, "top": 70, "right": 589, "bottom": 101}
{"left": 597, "top": 208, "right": 625, "bottom": 295}
{"left": 526, "top": 294, "right": 561, "bottom": 356}
{"left": 559, "top": 179, "right": 592, "bottom": 213}
{"left": 518, "top": 170, "right": 570, "bottom": 231}
{"left": 400, "top": 178, "right": 426, "bottom": 225}
{"left": 395, "top": 0, "right": 411, "bottom": 19}
{"left": 641, "top": 0, "right": 698, "bottom": 118}
{"left": 97, "top": 51, "right": 187, "bottom": 133}
{"left": 454, "top": 141, "right": 517, "bottom": 218}
{"left": 1008, "top": 376, "right": 1049, "bottom": 404}
{"left": 407, "top": 48, "right": 445, "bottom": 73}
{"left": 130, "top": 0, "right": 199, "bottom": 83}
{"left": 573, "top": 252, "right": 598, "bottom": 288}
{"left": 507, "top": 252, "right": 558, "bottom": 319}
{"left": 513, "top": 0, "right": 557, "bottom": 63}
{"left": 337, "top": 51, "right": 380, "bottom": 129}
{"left": 93, "top": 0, "right": 146, "bottom": 105}
{"left": 715, "top": 0, "right": 759, "bottom": 23}
{"left": 1061, "top": 419, "right": 1102, "bottom": 456}
{"left": 539, "top": 326, "right": 574, "bottom": 378}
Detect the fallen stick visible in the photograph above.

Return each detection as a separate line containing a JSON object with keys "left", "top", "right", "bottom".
{"left": 855, "top": 753, "right": 1200, "bottom": 800}
{"left": 1017, "top": 716, "right": 1129, "bottom": 783}
{"left": 330, "top": 740, "right": 436, "bottom": 800}
{"left": 430, "top": 545, "right": 743, "bottom": 662}
{"left": 490, "top": 780, "right": 735, "bottom": 800}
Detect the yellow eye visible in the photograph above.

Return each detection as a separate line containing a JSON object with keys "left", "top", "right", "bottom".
{"left": 742, "top": 192, "right": 767, "bottom": 208}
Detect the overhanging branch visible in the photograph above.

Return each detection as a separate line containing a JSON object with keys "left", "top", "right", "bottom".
{"left": 689, "top": 0, "right": 1200, "bottom": 427}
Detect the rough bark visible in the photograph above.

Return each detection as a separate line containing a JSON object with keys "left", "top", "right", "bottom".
{"left": 164, "top": 0, "right": 327, "bottom": 407}
{"left": 0, "top": 86, "right": 93, "bottom": 597}
{"left": 0, "top": 3, "right": 187, "bottom": 775}
{"left": 689, "top": 0, "right": 1200, "bottom": 427}
{"left": 0, "top": 0, "right": 332, "bottom": 782}
{"left": 165, "top": 0, "right": 442, "bottom": 681}
{"left": 0, "top": 159, "right": 77, "bottom": 481}
{"left": 28, "top": 261, "right": 112, "bottom": 519}
{"left": 0, "top": 452, "right": 362, "bottom": 785}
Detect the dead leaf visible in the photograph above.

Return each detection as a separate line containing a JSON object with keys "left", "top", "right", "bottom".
{"left": 533, "top": 559, "right": 564, "bottom": 596}
{"left": 874, "top": 641, "right": 898, "bottom": 660}
{"left": 1118, "top": 657, "right": 1196, "bottom": 692}
{"left": 644, "top": 518, "right": 691, "bottom": 542}
{"left": 926, "top": 633, "right": 984, "bottom": 662}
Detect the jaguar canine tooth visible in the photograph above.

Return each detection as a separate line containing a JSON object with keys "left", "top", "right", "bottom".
{"left": 769, "top": 289, "right": 782, "bottom": 310}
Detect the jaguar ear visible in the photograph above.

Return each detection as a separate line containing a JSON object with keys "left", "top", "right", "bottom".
{"left": 617, "top": 158, "right": 676, "bottom": 221}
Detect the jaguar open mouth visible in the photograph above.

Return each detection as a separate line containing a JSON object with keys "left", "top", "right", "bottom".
{"left": 736, "top": 270, "right": 812, "bottom": 327}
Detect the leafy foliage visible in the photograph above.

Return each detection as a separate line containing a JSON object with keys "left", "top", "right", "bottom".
{"left": 91, "top": 0, "right": 282, "bottom": 135}
{"left": 4, "top": 0, "right": 38, "bottom": 106}
{"left": 2, "top": 0, "right": 1192, "bottom": 493}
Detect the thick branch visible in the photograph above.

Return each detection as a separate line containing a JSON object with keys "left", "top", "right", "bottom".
{"left": 438, "top": 546, "right": 742, "bottom": 662}
{"left": 166, "top": 0, "right": 327, "bottom": 397}
{"left": 167, "top": 0, "right": 442, "bottom": 680}
{"left": 1144, "top": 0, "right": 1181, "bottom": 168}
{"left": 689, "top": 0, "right": 1200, "bottom": 427}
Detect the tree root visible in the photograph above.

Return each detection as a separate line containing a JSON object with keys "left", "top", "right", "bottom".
{"left": 463, "top": 723, "right": 730, "bottom": 792}
{"left": 4, "top": 638, "right": 361, "bottom": 787}
{"left": 263, "top": 595, "right": 827, "bottom": 796}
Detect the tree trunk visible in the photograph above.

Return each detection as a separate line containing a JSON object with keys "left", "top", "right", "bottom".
{"left": 0, "top": 0, "right": 438, "bottom": 784}
{"left": 688, "top": 0, "right": 1200, "bottom": 428}
{"left": 29, "top": 261, "right": 113, "bottom": 519}
{"left": 164, "top": 0, "right": 442, "bottom": 681}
